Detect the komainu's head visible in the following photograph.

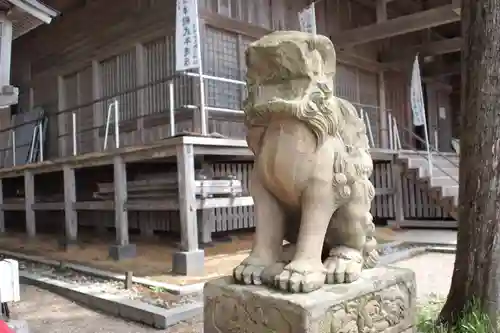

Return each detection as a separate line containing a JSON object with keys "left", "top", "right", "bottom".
{"left": 243, "top": 31, "right": 342, "bottom": 145}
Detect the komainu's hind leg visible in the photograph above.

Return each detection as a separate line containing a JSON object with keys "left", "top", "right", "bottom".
{"left": 233, "top": 171, "right": 285, "bottom": 286}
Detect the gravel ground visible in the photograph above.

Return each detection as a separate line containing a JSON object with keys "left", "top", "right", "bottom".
{"left": 393, "top": 252, "right": 455, "bottom": 303}
{"left": 18, "top": 260, "right": 202, "bottom": 309}
{"left": 9, "top": 252, "right": 456, "bottom": 332}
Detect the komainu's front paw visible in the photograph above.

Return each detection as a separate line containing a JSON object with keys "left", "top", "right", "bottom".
{"left": 233, "top": 255, "right": 275, "bottom": 286}
{"left": 324, "top": 246, "right": 363, "bottom": 284}
{"left": 274, "top": 260, "right": 326, "bottom": 293}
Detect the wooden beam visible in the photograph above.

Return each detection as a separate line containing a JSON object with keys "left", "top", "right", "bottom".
{"left": 423, "top": 61, "right": 461, "bottom": 79}
{"left": 382, "top": 37, "right": 462, "bottom": 64}
{"left": 332, "top": 3, "right": 461, "bottom": 47}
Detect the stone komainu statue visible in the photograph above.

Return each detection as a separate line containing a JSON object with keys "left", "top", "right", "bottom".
{"left": 233, "top": 31, "right": 379, "bottom": 293}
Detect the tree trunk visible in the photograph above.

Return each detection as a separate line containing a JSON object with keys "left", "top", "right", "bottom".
{"left": 438, "top": 0, "right": 500, "bottom": 327}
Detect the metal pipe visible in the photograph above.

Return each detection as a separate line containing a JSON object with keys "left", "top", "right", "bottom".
{"left": 72, "top": 112, "right": 77, "bottom": 156}
{"left": 114, "top": 100, "right": 120, "bottom": 148}
{"left": 388, "top": 113, "right": 394, "bottom": 150}
{"left": 169, "top": 81, "right": 175, "bottom": 136}
{"left": 204, "top": 106, "right": 244, "bottom": 114}
{"left": 434, "top": 130, "right": 439, "bottom": 152}
{"left": 361, "top": 108, "right": 375, "bottom": 148}
{"left": 11, "top": 130, "right": 15, "bottom": 166}
{"left": 184, "top": 72, "right": 246, "bottom": 85}
{"left": 394, "top": 122, "right": 402, "bottom": 150}
{"left": 198, "top": 69, "right": 207, "bottom": 135}
{"left": 38, "top": 123, "right": 44, "bottom": 162}
{"left": 103, "top": 102, "right": 112, "bottom": 150}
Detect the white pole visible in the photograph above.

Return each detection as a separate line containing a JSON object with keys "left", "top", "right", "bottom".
{"left": 72, "top": 112, "right": 77, "bottom": 156}
{"left": 103, "top": 103, "right": 112, "bottom": 150}
{"left": 11, "top": 130, "right": 15, "bottom": 166}
{"left": 169, "top": 81, "right": 175, "bottom": 136}
{"left": 422, "top": 112, "right": 432, "bottom": 177}
{"left": 388, "top": 113, "right": 394, "bottom": 150}
{"left": 197, "top": 43, "right": 207, "bottom": 135}
{"left": 38, "top": 123, "right": 44, "bottom": 162}
{"left": 362, "top": 108, "right": 375, "bottom": 148}
{"left": 114, "top": 100, "right": 120, "bottom": 148}
{"left": 434, "top": 129, "right": 439, "bottom": 152}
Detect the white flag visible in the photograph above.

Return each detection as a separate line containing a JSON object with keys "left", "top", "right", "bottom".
{"left": 410, "top": 55, "right": 426, "bottom": 126}
{"left": 175, "top": 0, "right": 201, "bottom": 72}
{"left": 298, "top": 3, "right": 317, "bottom": 34}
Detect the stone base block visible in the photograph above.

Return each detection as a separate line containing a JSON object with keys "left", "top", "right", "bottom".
{"left": 172, "top": 250, "right": 204, "bottom": 275}
{"left": 6, "top": 319, "right": 29, "bottom": 333}
{"left": 108, "top": 244, "right": 137, "bottom": 261}
{"left": 204, "top": 266, "right": 416, "bottom": 333}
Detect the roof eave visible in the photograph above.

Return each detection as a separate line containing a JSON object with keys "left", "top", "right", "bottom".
{"left": 7, "top": 0, "right": 59, "bottom": 24}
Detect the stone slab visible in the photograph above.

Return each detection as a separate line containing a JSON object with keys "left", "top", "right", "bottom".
{"left": 6, "top": 320, "right": 29, "bottom": 333}
{"left": 172, "top": 250, "right": 205, "bottom": 276}
{"left": 108, "top": 244, "right": 137, "bottom": 261}
{"left": 19, "top": 272, "right": 202, "bottom": 329}
{"left": 204, "top": 266, "right": 416, "bottom": 333}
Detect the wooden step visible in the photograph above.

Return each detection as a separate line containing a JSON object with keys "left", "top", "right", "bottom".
{"left": 430, "top": 176, "right": 459, "bottom": 187}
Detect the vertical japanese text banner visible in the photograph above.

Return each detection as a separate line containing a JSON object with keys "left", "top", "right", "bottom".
{"left": 176, "top": 0, "right": 201, "bottom": 72}
{"left": 410, "top": 55, "right": 426, "bottom": 126}
{"left": 298, "top": 3, "right": 317, "bottom": 35}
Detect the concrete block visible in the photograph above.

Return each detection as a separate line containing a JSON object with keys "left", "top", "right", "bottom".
{"left": 118, "top": 299, "right": 155, "bottom": 326}
{"left": 154, "top": 302, "right": 203, "bottom": 329}
{"left": 204, "top": 266, "right": 416, "bottom": 333}
{"left": 172, "top": 250, "right": 204, "bottom": 276}
{"left": 108, "top": 244, "right": 137, "bottom": 261}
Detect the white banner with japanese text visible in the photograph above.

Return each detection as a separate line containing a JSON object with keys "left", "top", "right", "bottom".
{"left": 298, "top": 3, "right": 317, "bottom": 34}
{"left": 175, "top": 0, "right": 201, "bottom": 72}
{"left": 410, "top": 55, "right": 426, "bottom": 126}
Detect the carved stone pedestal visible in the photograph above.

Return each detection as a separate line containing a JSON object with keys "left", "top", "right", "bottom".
{"left": 204, "top": 266, "right": 416, "bottom": 333}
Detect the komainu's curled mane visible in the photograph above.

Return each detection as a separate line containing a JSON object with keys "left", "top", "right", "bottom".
{"left": 243, "top": 31, "right": 373, "bottom": 179}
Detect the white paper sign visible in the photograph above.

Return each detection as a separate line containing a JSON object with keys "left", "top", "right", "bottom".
{"left": 439, "top": 107, "right": 447, "bottom": 119}
{"left": 410, "top": 55, "right": 426, "bottom": 126}
{"left": 298, "top": 3, "right": 317, "bottom": 34}
{"left": 175, "top": 0, "right": 201, "bottom": 72}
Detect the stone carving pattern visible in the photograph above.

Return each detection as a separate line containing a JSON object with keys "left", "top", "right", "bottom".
{"left": 205, "top": 282, "right": 412, "bottom": 333}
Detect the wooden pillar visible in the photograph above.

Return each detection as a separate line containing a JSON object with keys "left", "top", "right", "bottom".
{"left": 62, "top": 165, "right": 77, "bottom": 249}
{"left": 57, "top": 76, "right": 68, "bottom": 157}
{"left": 392, "top": 158, "right": 405, "bottom": 229}
{"left": 91, "top": 61, "right": 102, "bottom": 152}
{"left": 378, "top": 71, "right": 389, "bottom": 149}
{"left": 24, "top": 171, "right": 35, "bottom": 238}
{"left": 135, "top": 44, "right": 146, "bottom": 144}
{"left": 108, "top": 156, "right": 136, "bottom": 260}
{"left": 0, "top": 179, "right": 4, "bottom": 233}
{"left": 177, "top": 144, "right": 199, "bottom": 251}
{"left": 172, "top": 143, "right": 204, "bottom": 275}
{"left": 377, "top": 0, "right": 389, "bottom": 149}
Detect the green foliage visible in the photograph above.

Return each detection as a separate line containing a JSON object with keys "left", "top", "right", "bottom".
{"left": 417, "top": 297, "right": 497, "bottom": 333}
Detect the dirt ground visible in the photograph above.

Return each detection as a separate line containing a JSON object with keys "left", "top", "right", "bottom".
{"left": 0, "top": 227, "right": 396, "bottom": 285}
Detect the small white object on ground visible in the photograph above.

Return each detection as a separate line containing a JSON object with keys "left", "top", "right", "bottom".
{"left": 7, "top": 320, "right": 29, "bottom": 333}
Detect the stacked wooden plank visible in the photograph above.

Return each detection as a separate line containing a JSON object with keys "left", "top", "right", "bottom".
{"left": 94, "top": 172, "right": 244, "bottom": 200}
